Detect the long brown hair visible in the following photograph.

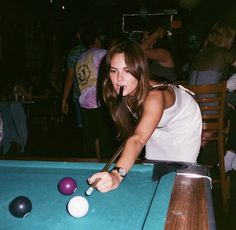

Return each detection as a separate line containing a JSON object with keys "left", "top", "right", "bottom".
{"left": 102, "top": 40, "right": 150, "bottom": 140}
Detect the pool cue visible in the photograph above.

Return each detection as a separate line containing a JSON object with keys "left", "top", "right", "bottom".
{"left": 85, "top": 142, "right": 125, "bottom": 196}
{"left": 116, "top": 85, "right": 124, "bottom": 105}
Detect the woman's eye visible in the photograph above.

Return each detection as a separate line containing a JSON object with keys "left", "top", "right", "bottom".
{"left": 110, "top": 69, "right": 117, "bottom": 73}
{"left": 110, "top": 69, "right": 117, "bottom": 74}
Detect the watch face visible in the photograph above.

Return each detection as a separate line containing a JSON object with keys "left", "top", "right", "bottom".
{"left": 113, "top": 167, "right": 127, "bottom": 177}
{"left": 116, "top": 167, "right": 126, "bottom": 177}
{"left": 117, "top": 167, "right": 126, "bottom": 177}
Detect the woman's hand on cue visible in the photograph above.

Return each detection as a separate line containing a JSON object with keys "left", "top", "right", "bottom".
{"left": 88, "top": 171, "right": 123, "bottom": 193}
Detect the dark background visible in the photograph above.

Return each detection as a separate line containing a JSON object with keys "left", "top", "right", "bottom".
{"left": 1, "top": 0, "right": 236, "bottom": 91}
{"left": 1, "top": 2, "right": 236, "bottom": 228}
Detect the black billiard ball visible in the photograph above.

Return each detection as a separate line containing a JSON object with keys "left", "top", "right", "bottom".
{"left": 9, "top": 196, "right": 32, "bottom": 218}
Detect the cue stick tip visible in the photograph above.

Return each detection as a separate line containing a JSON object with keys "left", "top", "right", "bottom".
{"left": 85, "top": 186, "right": 94, "bottom": 196}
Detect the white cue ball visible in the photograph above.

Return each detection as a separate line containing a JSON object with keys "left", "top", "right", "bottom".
{"left": 67, "top": 196, "right": 89, "bottom": 218}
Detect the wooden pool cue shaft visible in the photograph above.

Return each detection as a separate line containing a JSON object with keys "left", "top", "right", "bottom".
{"left": 85, "top": 141, "right": 125, "bottom": 196}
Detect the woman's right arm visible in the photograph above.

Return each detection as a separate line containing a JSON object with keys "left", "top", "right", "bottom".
{"left": 88, "top": 90, "right": 166, "bottom": 192}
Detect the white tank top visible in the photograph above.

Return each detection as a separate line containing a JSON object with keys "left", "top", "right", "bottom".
{"left": 145, "top": 85, "right": 202, "bottom": 163}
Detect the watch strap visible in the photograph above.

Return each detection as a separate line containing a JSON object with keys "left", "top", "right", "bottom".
{"left": 112, "top": 166, "right": 127, "bottom": 178}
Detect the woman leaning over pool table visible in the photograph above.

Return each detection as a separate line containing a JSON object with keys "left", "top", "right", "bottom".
{"left": 88, "top": 40, "right": 202, "bottom": 192}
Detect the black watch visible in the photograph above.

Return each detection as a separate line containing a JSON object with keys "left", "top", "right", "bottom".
{"left": 112, "top": 166, "right": 127, "bottom": 178}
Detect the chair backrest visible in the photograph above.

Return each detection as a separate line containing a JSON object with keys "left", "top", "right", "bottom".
{"left": 181, "top": 81, "right": 230, "bottom": 212}
{"left": 181, "top": 81, "right": 227, "bottom": 138}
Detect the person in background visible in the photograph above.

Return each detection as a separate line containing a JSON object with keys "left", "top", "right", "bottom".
{"left": 187, "top": 21, "right": 236, "bottom": 171}
{"left": 13, "top": 71, "right": 48, "bottom": 101}
{"left": 227, "top": 73, "right": 236, "bottom": 106}
{"left": 61, "top": 23, "right": 86, "bottom": 127}
{"left": 76, "top": 25, "right": 115, "bottom": 158}
{"left": 13, "top": 84, "right": 32, "bottom": 101}
{"left": 225, "top": 73, "right": 236, "bottom": 172}
{"left": 88, "top": 40, "right": 202, "bottom": 192}
{"left": 141, "top": 27, "right": 178, "bottom": 82}
{"left": 188, "top": 21, "right": 236, "bottom": 85}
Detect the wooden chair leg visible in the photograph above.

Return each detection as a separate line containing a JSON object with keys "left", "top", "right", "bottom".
{"left": 221, "top": 177, "right": 229, "bottom": 212}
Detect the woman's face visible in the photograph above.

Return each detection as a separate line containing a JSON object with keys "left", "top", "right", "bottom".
{"left": 109, "top": 53, "right": 138, "bottom": 96}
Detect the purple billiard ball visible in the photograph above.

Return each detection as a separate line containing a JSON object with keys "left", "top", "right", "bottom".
{"left": 58, "top": 177, "right": 77, "bottom": 195}
{"left": 9, "top": 196, "right": 32, "bottom": 218}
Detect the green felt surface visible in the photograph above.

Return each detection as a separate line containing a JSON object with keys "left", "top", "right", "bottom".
{"left": 0, "top": 160, "right": 176, "bottom": 230}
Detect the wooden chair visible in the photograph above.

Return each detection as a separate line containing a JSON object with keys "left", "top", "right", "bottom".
{"left": 181, "top": 81, "right": 230, "bottom": 212}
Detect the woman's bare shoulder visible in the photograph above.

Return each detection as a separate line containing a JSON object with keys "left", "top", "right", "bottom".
{"left": 147, "top": 82, "right": 175, "bottom": 108}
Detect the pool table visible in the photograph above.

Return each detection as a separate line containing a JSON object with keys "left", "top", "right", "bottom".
{"left": 0, "top": 160, "right": 215, "bottom": 230}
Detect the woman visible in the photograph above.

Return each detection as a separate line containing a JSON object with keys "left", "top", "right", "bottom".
{"left": 141, "top": 27, "right": 178, "bottom": 82}
{"left": 88, "top": 41, "right": 202, "bottom": 192}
